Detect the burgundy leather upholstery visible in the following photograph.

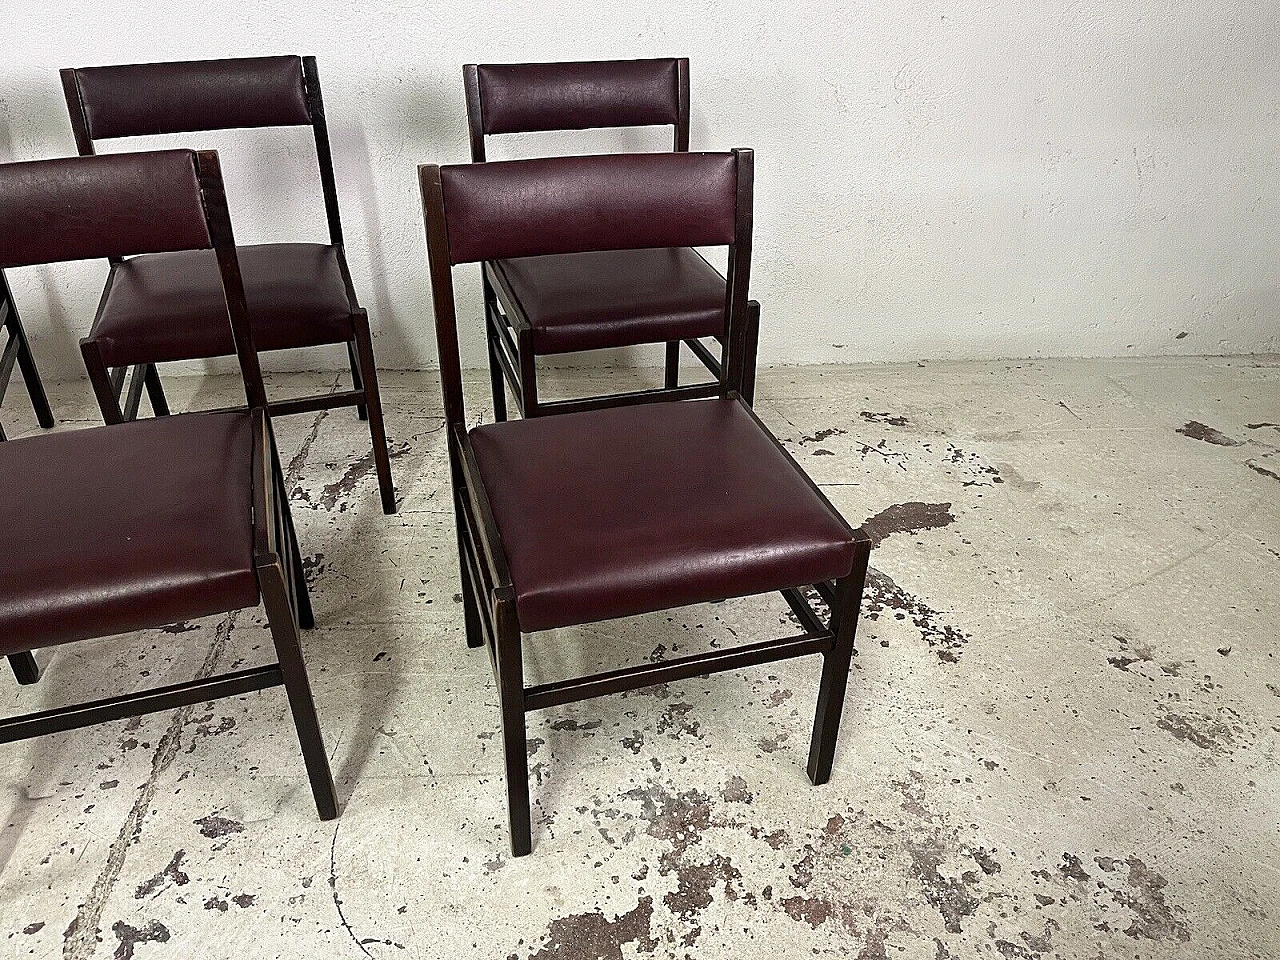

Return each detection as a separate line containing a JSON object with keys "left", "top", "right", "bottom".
{"left": 474, "top": 59, "right": 681, "bottom": 134}
{"left": 68, "top": 57, "right": 311, "bottom": 139}
{"left": 492, "top": 248, "right": 726, "bottom": 354}
{"left": 0, "top": 151, "right": 208, "bottom": 269}
{"left": 87, "top": 243, "right": 356, "bottom": 366}
{"left": 469, "top": 398, "right": 857, "bottom": 632}
{"left": 439, "top": 153, "right": 738, "bottom": 264}
{"left": 0, "top": 411, "right": 260, "bottom": 655}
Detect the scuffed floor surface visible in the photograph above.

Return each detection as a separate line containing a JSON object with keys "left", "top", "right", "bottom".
{"left": 1, "top": 357, "right": 1277, "bottom": 960}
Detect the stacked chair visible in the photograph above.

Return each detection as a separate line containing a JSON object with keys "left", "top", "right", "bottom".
{"left": 421, "top": 143, "right": 871, "bottom": 855}
{"left": 0, "top": 56, "right": 874, "bottom": 857}
{"left": 463, "top": 58, "right": 760, "bottom": 417}
{"left": 62, "top": 56, "right": 396, "bottom": 514}
{"left": 0, "top": 149, "right": 337, "bottom": 818}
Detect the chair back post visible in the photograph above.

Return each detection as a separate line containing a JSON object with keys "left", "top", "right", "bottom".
{"left": 60, "top": 69, "right": 96, "bottom": 157}
{"left": 674, "top": 58, "right": 691, "bottom": 152}
{"left": 721, "top": 147, "right": 755, "bottom": 397}
{"left": 418, "top": 165, "right": 467, "bottom": 436}
{"left": 301, "top": 56, "right": 345, "bottom": 248}
{"left": 462, "top": 65, "right": 486, "bottom": 163}
{"left": 194, "top": 150, "right": 269, "bottom": 411}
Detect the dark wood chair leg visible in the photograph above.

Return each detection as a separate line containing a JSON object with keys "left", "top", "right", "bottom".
{"left": 495, "top": 595, "right": 531, "bottom": 856}
{"left": 664, "top": 340, "right": 680, "bottom": 389}
{"left": 259, "top": 558, "right": 338, "bottom": 820}
{"left": 741, "top": 301, "right": 760, "bottom": 407}
{"left": 80, "top": 340, "right": 124, "bottom": 425}
{"left": 8, "top": 652, "right": 41, "bottom": 685}
{"left": 4, "top": 285, "right": 55, "bottom": 429}
{"left": 346, "top": 341, "right": 367, "bottom": 421}
{"left": 457, "top": 518, "right": 483, "bottom": 650}
{"left": 517, "top": 328, "right": 538, "bottom": 419}
{"left": 482, "top": 275, "right": 507, "bottom": 423}
{"left": 807, "top": 541, "right": 871, "bottom": 785}
{"left": 352, "top": 311, "right": 396, "bottom": 515}
{"left": 143, "top": 363, "right": 170, "bottom": 416}
{"left": 275, "top": 449, "right": 315, "bottom": 631}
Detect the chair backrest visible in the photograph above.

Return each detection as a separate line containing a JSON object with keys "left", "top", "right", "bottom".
{"left": 419, "top": 149, "right": 753, "bottom": 431}
{"left": 61, "top": 56, "right": 344, "bottom": 247}
{"left": 463, "top": 58, "right": 690, "bottom": 161}
{"left": 0, "top": 150, "right": 268, "bottom": 409}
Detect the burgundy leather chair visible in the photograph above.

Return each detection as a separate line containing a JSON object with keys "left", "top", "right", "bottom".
{"left": 462, "top": 58, "right": 760, "bottom": 418}
{"left": 419, "top": 149, "right": 872, "bottom": 855}
{"left": 0, "top": 270, "right": 55, "bottom": 442}
{"left": 0, "top": 149, "right": 338, "bottom": 820}
{"left": 61, "top": 55, "right": 396, "bottom": 514}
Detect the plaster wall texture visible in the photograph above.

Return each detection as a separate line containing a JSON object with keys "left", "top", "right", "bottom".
{"left": 2, "top": 1, "right": 1278, "bottom": 380}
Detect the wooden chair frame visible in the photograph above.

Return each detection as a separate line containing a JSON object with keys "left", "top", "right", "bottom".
{"left": 61, "top": 55, "right": 395, "bottom": 514}
{"left": 419, "top": 151, "right": 871, "bottom": 855}
{"left": 0, "top": 269, "right": 55, "bottom": 442}
{"left": 1, "top": 150, "right": 337, "bottom": 819}
{"left": 463, "top": 58, "right": 760, "bottom": 419}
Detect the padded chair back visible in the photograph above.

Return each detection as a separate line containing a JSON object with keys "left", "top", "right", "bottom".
{"left": 420, "top": 149, "right": 753, "bottom": 428}
{"left": 464, "top": 58, "right": 690, "bottom": 160}
{"left": 0, "top": 150, "right": 268, "bottom": 408}
{"left": 62, "top": 56, "right": 343, "bottom": 246}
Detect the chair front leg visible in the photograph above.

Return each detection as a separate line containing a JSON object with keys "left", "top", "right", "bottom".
{"left": 143, "top": 363, "right": 170, "bottom": 416}
{"left": 807, "top": 538, "right": 872, "bottom": 785}
{"left": 352, "top": 312, "right": 397, "bottom": 515}
{"left": 494, "top": 593, "right": 531, "bottom": 856}
{"left": 7, "top": 652, "right": 41, "bottom": 686}
{"left": 346, "top": 342, "right": 367, "bottom": 421}
{"left": 80, "top": 340, "right": 124, "bottom": 425}
{"left": 259, "top": 556, "right": 338, "bottom": 820}
{"left": 664, "top": 340, "right": 680, "bottom": 389}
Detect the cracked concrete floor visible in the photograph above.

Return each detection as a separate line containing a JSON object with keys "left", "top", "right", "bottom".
{"left": 1, "top": 357, "right": 1277, "bottom": 960}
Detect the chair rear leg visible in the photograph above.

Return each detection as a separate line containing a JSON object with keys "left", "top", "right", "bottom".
{"left": 482, "top": 275, "right": 507, "bottom": 423}
{"left": 485, "top": 322, "right": 508, "bottom": 424}
{"left": 352, "top": 312, "right": 396, "bottom": 514}
{"left": 8, "top": 652, "right": 41, "bottom": 686}
{"left": 457, "top": 513, "right": 483, "bottom": 649}
{"left": 807, "top": 540, "right": 871, "bottom": 785}
{"left": 143, "top": 363, "right": 170, "bottom": 416}
{"left": 346, "top": 341, "right": 367, "bottom": 421}
{"left": 664, "top": 340, "right": 680, "bottom": 389}
{"left": 260, "top": 559, "right": 338, "bottom": 820}
{"left": 495, "top": 595, "right": 531, "bottom": 856}
{"left": 80, "top": 340, "right": 124, "bottom": 425}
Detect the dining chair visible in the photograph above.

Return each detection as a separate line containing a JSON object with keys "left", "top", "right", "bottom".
{"left": 462, "top": 58, "right": 760, "bottom": 418}
{"left": 419, "top": 149, "right": 872, "bottom": 855}
{"left": 61, "top": 55, "right": 396, "bottom": 514}
{"left": 0, "top": 148, "right": 338, "bottom": 819}
{"left": 0, "top": 269, "right": 55, "bottom": 441}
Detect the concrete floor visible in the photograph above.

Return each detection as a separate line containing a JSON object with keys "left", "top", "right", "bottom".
{"left": 1, "top": 357, "right": 1277, "bottom": 960}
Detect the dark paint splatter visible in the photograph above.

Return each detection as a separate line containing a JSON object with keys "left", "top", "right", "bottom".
{"left": 1176, "top": 421, "right": 1242, "bottom": 446}
{"left": 194, "top": 814, "right": 244, "bottom": 839}
{"left": 862, "top": 502, "right": 955, "bottom": 548}
{"left": 134, "top": 850, "right": 189, "bottom": 899}
{"left": 864, "top": 569, "right": 970, "bottom": 662}
{"left": 800, "top": 427, "right": 846, "bottom": 444}
{"left": 860, "top": 411, "right": 910, "bottom": 427}
{"left": 111, "top": 919, "right": 170, "bottom": 959}
{"left": 23, "top": 922, "right": 45, "bottom": 934}
{"left": 160, "top": 621, "right": 200, "bottom": 634}
{"left": 1246, "top": 459, "right": 1280, "bottom": 482}
{"left": 514, "top": 896, "right": 657, "bottom": 960}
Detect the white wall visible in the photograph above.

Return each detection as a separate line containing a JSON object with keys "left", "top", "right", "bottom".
{"left": 3, "top": 1, "right": 1278, "bottom": 380}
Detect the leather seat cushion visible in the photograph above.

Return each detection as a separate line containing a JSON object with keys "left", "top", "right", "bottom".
{"left": 469, "top": 398, "right": 857, "bottom": 632}
{"left": 0, "top": 411, "right": 261, "bottom": 653}
{"left": 490, "top": 247, "right": 726, "bottom": 355}
{"left": 89, "top": 243, "right": 354, "bottom": 367}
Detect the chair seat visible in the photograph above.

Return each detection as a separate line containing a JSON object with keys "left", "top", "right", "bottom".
{"left": 469, "top": 398, "right": 857, "bottom": 632}
{"left": 88, "top": 243, "right": 355, "bottom": 367}
{"left": 0, "top": 412, "right": 260, "bottom": 654}
{"left": 490, "top": 247, "right": 726, "bottom": 355}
